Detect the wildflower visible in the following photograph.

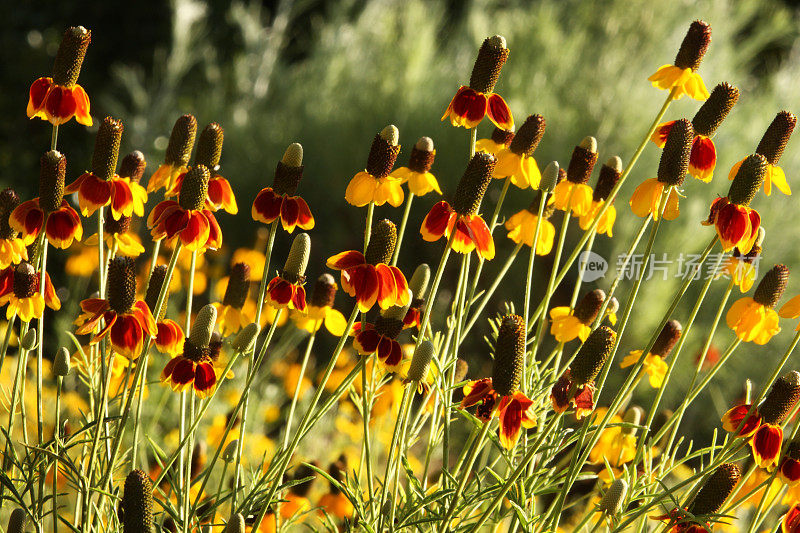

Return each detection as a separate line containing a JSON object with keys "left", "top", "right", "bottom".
{"left": 148, "top": 165, "right": 223, "bottom": 251}
{"left": 11, "top": 151, "right": 83, "bottom": 249}
{"left": 265, "top": 233, "right": 310, "bottom": 312}
{"left": 328, "top": 219, "right": 409, "bottom": 312}
{"left": 476, "top": 125, "right": 515, "bottom": 155}
{"left": 27, "top": 26, "right": 92, "bottom": 126}
{"left": 704, "top": 154, "right": 765, "bottom": 253}
{"left": 780, "top": 440, "right": 800, "bottom": 485}
{"left": 551, "top": 326, "right": 616, "bottom": 419}
{"left": 317, "top": 457, "right": 355, "bottom": 521}
{"left": 784, "top": 503, "right": 800, "bottom": 533}
{"left": 589, "top": 407, "right": 641, "bottom": 475}
{"left": 420, "top": 152, "right": 496, "bottom": 259}
{"left": 552, "top": 137, "right": 598, "bottom": 217}
{"left": 0, "top": 262, "right": 60, "bottom": 321}
{"left": 147, "top": 114, "right": 197, "bottom": 192}
{"left": 74, "top": 257, "right": 157, "bottom": 359}
{"left": 630, "top": 119, "right": 692, "bottom": 221}
{"left": 550, "top": 289, "right": 612, "bottom": 343}
{"left": 391, "top": 136, "right": 440, "bottom": 196}
{"left": 85, "top": 213, "right": 144, "bottom": 257}
{"left": 252, "top": 142, "right": 314, "bottom": 232}
{"left": 620, "top": 320, "right": 682, "bottom": 388}
{"left": 648, "top": 20, "right": 711, "bottom": 100}
{"left": 0, "top": 189, "right": 27, "bottom": 269}
{"left": 460, "top": 315, "right": 536, "bottom": 449}
{"left": 652, "top": 82, "right": 739, "bottom": 182}
{"left": 729, "top": 111, "right": 797, "bottom": 196}
{"left": 120, "top": 469, "right": 154, "bottom": 533}
{"left": 353, "top": 299, "right": 410, "bottom": 369}
{"left": 778, "top": 289, "right": 800, "bottom": 332}
{"left": 345, "top": 125, "right": 403, "bottom": 207}
{"left": 726, "top": 264, "right": 787, "bottom": 345}
{"left": 402, "top": 264, "right": 430, "bottom": 329}
{"left": 143, "top": 265, "right": 184, "bottom": 355}
{"left": 162, "top": 305, "right": 220, "bottom": 397}
{"left": 579, "top": 156, "right": 621, "bottom": 237}
{"left": 211, "top": 263, "right": 253, "bottom": 336}
{"left": 722, "top": 371, "right": 800, "bottom": 468}
{"left": 721, "top": 227, "right": 765, "bottom": 294}
{"left": 493, "top": 114, "right": 545, "bottom": 189}
{"left": 442, "top": 35, "right": 513, "bottom": 129}
{"left": 291, "top": 273, "right": 347, "bottom": 336}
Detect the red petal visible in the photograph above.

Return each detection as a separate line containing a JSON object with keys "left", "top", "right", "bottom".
{"left": 461, "top": 378, "right": 493, "bottom": 409}
{"left": 294, "top": 197, "right": 314, "bottom": 230}
{"left": 467, "top": 215, "right": 495, "bottom": 260}
{"left": 44, "top": 85, "right": 78, "bottom": 124}
{"left": 171, "top": 358, "right": 196, "bottom": 386}
{"left": 690, "top": 136, "right": 716, "bottom": 172}
{"left": 178, "top": 210, "right": 210, "bottom": 250}
{"left": 110, "top": 178, "right": 135, "bottom": 218}
{"left": 498, "top": 396, "right": 524, "bottom": 449}
{"left": 375, "top": 263, "right": 399, "bottom": 309}
{"left": 451, "top": 87, "right": 487, "bottom": 127}
{"left": 781, "top": 457, "right": 800, "bottom": 485}
{"left": 252, "top": 188, "right": 283, "bottom": 223}
{"left": 266, "top": 277, "right": 294, "bottom": 306}
{"left": 486, "top": 93, "right": 514, "bottom": 130}
{"left": 109, "top": 314, "right": 145, "bottom": 358}
{"left": 203, "top": 210, "right": 223, "bottom": 250}
{"left": 421, "top": 201, "right": 453, "bottom": 241}
{"left": 327, "top": 250, "right": 366, "bottom": 270}
{"left": 45, "top": 205, "right": 82, "bottom": 248}
{"left": 382, "top": 339, "right": 402, "bottom": 368}
{"left": 194, "top": 362, "right": 217, "bottom": 395}
{"left": 354, "top": 329, "right": 381, "bottom": 354}
{"left": 280, "top": 196, "right": 301, "bottom": 232}
{"left": 292, "top": 284, "right": 307, "bottom": 312}
{"left": 752, "top": 423, "right": 783, "bottom": 468}
{"left": 28, "top": 78, "right": 52, "bottom": 115}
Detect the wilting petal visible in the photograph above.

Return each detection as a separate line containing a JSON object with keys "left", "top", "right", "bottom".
{"left": 461, "top": 378, "right": 494, "bottom": 409}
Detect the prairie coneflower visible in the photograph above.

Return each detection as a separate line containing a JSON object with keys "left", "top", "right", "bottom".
{"left": 726, "top": 264, "right": 786, "bottom": 345}
{"left": 620, "top": 320, "right": 682, "bottom": 388}
{"left": 552, "top": 137, "right": 598, "bottom": 217}
{"left": 505, "top": 193, "right": 556, "bottom": 255}
{"left": 27, "top": 26, "right": 92, "bottom": 127}
{"left": 722, "top": 227, "right": 765, "bottom": 293}
{"left": 780, "top": 439, "right": 800, "bottom": 485}
{"left": 213, "top": 262, "right": 253, "bottom": 336}
{"left": 147, "top": 114, "right": 197, "bottom": 193}
{"left": 648, "top": 20, "right": 711, "bottom": 101}
{"left": 722, "top": 371, "right": 800, "bottom": 469}
{"left": 265, "top": 233, "right": 310, "bottom": 312}
{"left": 74, "top": 257, "right": 157, "bottom": 359}
{"left": 784, "top": 503, "right": 800, "bottom": 533}
{"left": 579, "top": 157, "right": 622, "bottom": 237}
{"left": 460, "top": 315, "right": 536, "bottom": 449}
{"left": 390, "top": 137, "right": 441, "bottom": 196}
{"left": 475, "top": 125, "right": 515, "bottom": 156}
{"left": 0, "top": 189, "right": 27, "bottom": 269}
{"left": 630, "top": 119, "right": 692, "bottom": 221}
{"left": 442, "top": 35, "right": 513, "bottom": 130}
{"left": 493, "top": 114, "right": 545, "bottom": 189}
{"left": 420, "top": 152, "right": 496, "bottom": 260}
{"left": 145, "top": 265, "right": 184, "bottom": 356}
{"left": 550, "top": 289, "right": 613, "bottom": 343}
{"left": 252, "top": 143, "right": 314, "bottom": 232}
{"left": 291, "top": 273, "right": 347, "bottom": 336}
{"left": 729, "top": 111, "right": 797, "bottom": 196}
{"left": 120, "top": 469, "right": 154, "bottom": 533}
{"left": 0, "top": 262, "right": 60, "bottom": 321}
{"left": 402, "top": 264, "right": 430, "bottom": 330}
{"left": 328, "top": 219, "right": 409, "bottom": 312}
{"left": 353, "top": 299, "right": 411, "bottom": 370}
{"left": 161, "top": 304, "right": 220, "bottom": 397}
{"left": 588, "top": 407, "right": 641, "bottom": 469}
{"left": 345, "top": 126, "right": 403, "bottom": 207}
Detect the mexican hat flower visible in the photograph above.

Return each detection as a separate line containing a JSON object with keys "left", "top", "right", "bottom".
{"left": 550, "top": 289, "right": 612, "bottom": 343}
{"left": 551, "top": 326, "right": 616, "bottom": 419}
{"left": 728, "top": 111, "right": 797, "bottom": 196}
{"left": 327, "top": 219, "right": 409, "bottom": 312}
{"left": 726, "top": 264, "right": 787, "bottom": 345}
{"left": 390, "top": 136, "right": 441, "bottom": 196}
{"left": 74, "top": 257, "right": 157, "bottom": 359}
{"left": 703, "top": 154, "right": 765, "bottom": 253}
{"left": 252, "top": 142, "right": 314, "bottom": 232}
{"left": 784, "top": 503, "right": 800, "bottom": 533}
{"left": 476, "top": 125, "right": 515, "bottom": 156}
{"left": 588, "top": 407, "right": 641, "bottom": 470}
{"left": 620, "top": 320, "right": 682, "bottom": 388}
{"left": 0, "top": 262, "right": 60, "bottom": 321}
{"left": 651, "top": 82, "right": 739, "bottom": 182}
{"left": 212, "top": 262, "right": 253, "bottom": 337}
{"left": 0, "top": 189, "right": 28, "bottom": 269}
{"left": 721, "top": 227, "right": 765, "bottom": 293}
{"left": 442, "top": 35, "right": 513, "bottom": 130}
{"left": 630, "top": 119, "right": 692, "bottom": 221}
{"left": 144, "top": 264, "right": 184, "bottom": 355}
{"left": 65, "top": 117, "right": 145, "bottom": 218}
{"left": 402, "top": 264, "right": 430, "bottom": 330}
{"left": 147, "top": 114, "right": 197, "bottom": 192}
{"left": 648, "top": 20, "right": 711, "bottom": 101}
{"left": 265, "top": 233, "right": 310, "bottom": 312}
{"left": 780, "top": 439, "right": 800, "bottom": 486}
{"left": 291, "top": 273, "right": 348, "bottom": 336}
{"left": 505, "top": 192, "right": 556, "bottom": 255}
{"left": 148, "top": 165, "right": 223, "bottom": 252}
{"left": 420, "top": 152, "right": 496, "bottom": 259}
{"left": 344, "top": 125, "right": 403, "bottom": 207}
{"left": 27, "top": 26, "right": 92, "bottom": 127}
{"left": 722, "top": 371, "right": 800, "bottom": 468}
{"left": 579, "top": 156, "right": 622, "bottom": 237}
{"left": 162, "top": 304, "right": 220, "bottom": 398}
{"left": 10, "top": 151, "right": 83, "bottom": 249}
{"left": 353, "top": 299, "right": 411, "bottom": 370}
{"left": 552, "top": 137, "right": 598, "bottom": 217}
{"left": 493, "top": 114, "right": 545, "bottom": 189}
{"left": 460, "top": 315, "right": 536, "bottom": 449}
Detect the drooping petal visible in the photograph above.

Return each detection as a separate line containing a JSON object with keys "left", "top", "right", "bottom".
{"left": 751, "top": 423, "right": 783, "bottom": 469}
{"left": 721, "top": 403, "right": 761, "bottom": 437}
{"left": 421, "top": 201, "right": 454, "bottom": 242}
{"left": 251, "top": 188, "right": 284, "bottom": 224}
{"left": 327, "top": 250, "right": 366, "bottom": 271}
{"left": 486, "top": 93, "right": 514, "bottom": 130}
{"left": 688, "top": 135, "right": 716, "bottom": 183}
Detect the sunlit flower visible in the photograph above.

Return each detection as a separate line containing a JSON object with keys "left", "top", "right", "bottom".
{"left": 551, "top": 327, "right": 615, "bottom": 419}
{"left": 588, "top": 407, "right": 639, "bottom": 468}
{"left": 147, "top": 114, "right": 197, "bottom": 193}
{"left": 780, "top": 441, "right": 800, "bottom": 486}
{"left": 0, "top": 189, "right": 27, "bottom": 269}
{"left": 476, "top": 125, "right": 515, "bottom": 156}
{"left": 84, "top": 214, "right": 144, "bottom": 257}
{"left": 783, "top": 503, "right": 800, "bottom": 533}
{"left": 162, "top": 305, "right": 222, "bottom": 398}
{"left": 0, "top": 262, "right": 59, "bottom": 321}
{"left": 726, "top": 264, "right": 786, "bottom": 345}
{"left": 550, "top": 289, "right": 613, "bottom": 343}
{"left": 721, "top": 233, "right": 764, "bottom": 294}
{"left": 144, "top": 264, "right": 185, "bottom": 356}
{"left": 291, "top": 273, "right": 348, "bottom": 336}
{"left": 493, "top": 114, "right": 545, "bottom": 189}
{"left": 345, "top": 125, "right": 403, "bottom": 207}
{"left": 212, "top": 262, "right": 253, "bottom": 337}
{"left": 620, "top": 320, "right": 682, "bottom": 388}
{"left": 729, "top": 111, "right": 797, "bottom": 196}
{"left": 505, "top": 193, "right": 556, "bottom": 254}
{"left": 552, "top": 137, "right": 598, "bottom": 217}
{"left": 352, "top": 303, "right": 409, "bottom": 370}
{"left": 647, "top": 20, "right": 711, "bottom": 100}
{"left": 391, "top": 136, "right": 441, "bottom": 196}
{"left": 265, "top": 233, "right": 310, "bottom": 312}
{"left": 252, "top": 142, "right": 314, "bottom": 232}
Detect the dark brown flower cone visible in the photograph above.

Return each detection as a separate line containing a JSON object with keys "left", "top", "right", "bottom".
{"left": 687, "top": 463, "right": 740, "bottom": 517}
{"left": 527, "top": 190, "right": 556, "bottom": 219}
{"left": 566, "top": 137, "right": 598, "bottom": 184}
{"left": 593, "top": 157, "right": 622, "bottom": 202}
{"left": 692, "top": 82, "right": 739, "bottom": 137}
{"left": 282, "top": 233, "right": 310, "bottom": 282}
{"left": 165, "top": 114, "right": 197, "bottom": 167}
{"left": 223, "top": 262, "right": 251, "bottom": 309}
{"left": 657, "top": 119, "right": 693, "bottom": 186}
{"left": 759, "top": 371, "right": 800, "bottom": 424}
{"left": 452, "top": 152, "right": 496, "bottom": 216}
{"left": 674, "top": 20, "right": 711, "bottom": 71}
{"left": 469, "top": 35, "right": 509, "bottom": 94}
{"left": 310, "top": 273, "right": 337, "bottom": 308}
{"left": 365, "top": 126, "right": 400, "bottom": 179}
{"left": 755, "top": 111, "right": 797, "bottom": 166}
{"left": 364, "top": 219, "right": 397, "bottom": 265}
{"left": 291, "top": 463, "right": 317, "bottom": 497}
{"left": 574, "top": 289, "right": 606, "bottom": 325}
{"left": 651, "top": 320, "right": 682, "bottom": 357}
{"left": 52, "top": 26, "right": 91, "bottom": 86}
{"left": 753, "top": 264, "right": 789, "bottom": 308}
{"left": 0, "top": 188, "right": 21, "bottom": 239}
{"left": 179, "top": 165, "right": 210, "bottom": 211}
{"left": 571, "top": 326, "right": 616, "bottom": 385}
{"left": 92, "top": 117, "right": 123, "bottom": 180}
{"left": 105, "top": 214, "right": 131, "bottom": 235}
{"left": 492, "top": 126, "right": 515, "bottom": 146}
{"left": 121, "top": 469, "right": 154, "bottom": 533}
{"left": 408, "top": 137, "right": 435, "bottom": 174}
{"left": 492, "top": 314, "right": 525, "bottom": 397}
{"left": 13, "top": 263, "right": 37, "bottom": 299}
{"left": 272, "top": 143, "right": 304, "bottom": 196}
{"left": 107, "top": 257, "right": 136, "bottom": 314}
{"left": 39, "top": 150, "right": 66, "bottom": 214}
{"left": 728, "top": 154, "right": 766, "bottom": 206}
{"left": 509, "top": 114, "right": 546, "bottom": 158}
{"left": 145, "top": 265, "right": 169, "bottom": 320}
{"left": 120, "top": 151, "right": 147, "bottom": 184}
{"left": 6, "top": 508, "right": 27, "bottom": 533}
{"left": 374, "top": 314, "right": 404, "bottom": 340}
{"left": 195, "top": 123, "right": 224, "bottom": 170}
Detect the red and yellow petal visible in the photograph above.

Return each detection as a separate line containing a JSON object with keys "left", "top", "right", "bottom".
{"left": 688, "top": 135, "right": 716, "bottom": 183}
{"left": 650, "top": 121, "right": 675, "bottom": 148}
{"left": 783, "top": 503, "right": 800, "bottom": 533}
{"left": 497, "top": 393, "right": 535, "bottom": 449}
{"left": 266, "top": 277, "right": 295, "bottom": 308}
{"left": 461, "top": 378, "right": 494, "bottom": 409}
{"left": 442, "top": 86, "right": 488, "bottom": 129}
{"left": 27, "top": 77, "right": 53, "bottom": 119}
{"left": 10, "top": 199, "right": 45, "bottom": 245}
{"left": 751, "top": 423, "right": 783, "bottom": 469}
{"left": 194, "top": 361, "right": 218, "bottom": 398}
{"left": 486, "top": 93, "right": 514, "bottom": 131}
{"left": 155, "top": 319, "right": 185, "bottom": 355}
{"left": 326, "top": 250, "right": 366, "bottom": 271}
{"left": 465, "top": 215, "right": 495, "bottom": 260}
{"left": 109, "top": 313, "right": 146, "bottom": 359}
{"left": 781, "top": 457, "right": 800, "bottom": 486}
{"left": 421, "top": 201, "right": 455, "bottom": 242}
{"left": 207, "top": 176, "right": 238, "bottom": 214}
{"left": 45, "top": 202, "right": 84, "bottom": 249}
{"left": 721, "top": 403, "right": 761, "bottom": 437}
{"left": 109, "top": 177, "right": 136, "bottom": 219}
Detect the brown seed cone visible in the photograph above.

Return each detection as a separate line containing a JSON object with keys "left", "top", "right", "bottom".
{"left": 145, "top": 265, "right": 169, "bottom": 320}
{"left": 364, "top": 219, "right": 397, "bottom": 265}
{"left": 651, "top": 320, "right": 682, "bottom": 357}
{"left": 374, "top": 314, "right": 404, "bottom": 339}
{"left": 571, "top": 326, "right": 616, "bottom": 385}
{"left": 291, "top": 463, "right": 317, "bottom": 497}
{"left": 593, "top": 157, "right": 622, "bottom": 202}
{"left": 52, "top": 26, "right": 91, "bottom": 86}
{"left": 509, "top": 115, "right": 546, "bottom": 157}
{"left": 755, "top": 111, "right": 797, "bottom": 166}
{"left": 310, "top": 273, "right": 337, "bottom": 308}
{"left": 452, "top": 152, "right": 496, "bottom": 216}
{"left": 223, "top": 262, "right": 251, "bottom": 309}
{"left": 468, "top": 35, "right": 509, "bottom": 94}
{"left": 674, "top": 20, "right": 711, "bottom": 72}
{"left": 195, "top": 123, "right": 224, "bottom": 170}
{"left": 13, "top": 263, "right": 37, "bottom": 299}
{"left": 492, "top": 314, "right": 525, "bottom": 397}
{"left": 272, "top": 161, "right": 304, "bottom": 196}
{"left": 408, "top": 146, "right": 436, "bottom": 174}
{"left": 165, "top": 114, "right": 197, "bottom": 167}
{"left": 120, "top": 151, "right": 147, "bottom": 183}
{"left": 39, "top": 150, "right": 67, "bottom": 214}
{"left": 567, "top": 142, "right": 598, "bottom": 185}
{"left": 527, "top": 190, "right": 556, "bottom": 219}
{"left": 0, "top": 188, "right": 21, "bottom": 239}
{"left": 105, "top": 214, "right": 131, "bottom": 235}
{"left": 687, "top": 463, "right": 740, "bottom": 517}
{"left": 92, "top": 117, "right": 123, "bottom": 180}
{"left": 492, "top": 126, "right": 515, "bottom": 146}
{"left": 692, "top": 82, "right": 739, "bottom": 137}
{"left": 122, "top": 469, "right": 154, "bottom": 533}
{"left": 573, "top": 289, "right": 606, "bottom": 325}
{"left": 6, "top": 507, "right": 27, "bottom": 533}
{"left": 753, "top": 264, "right": 789, "bottom": 308}
{"left": 657, "top": 119, "right": 693, "bottom": 186}
{"left": 365, "top": 134, "right": 401, "bottom": 179}
{"left": 759, "top": 371, "right": 800, "bottom": 425}
{"left": 728, "top": 154, "right": 766, "bottom": 206}
{"left": 107, "top": 257, "right": 136, "bottom": 314}
{"left": 179, "top": 165, "right": 210, "bottom": 211}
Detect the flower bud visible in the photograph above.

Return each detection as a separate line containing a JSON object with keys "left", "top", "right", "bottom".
{"left": 232, "top": 323, "right": 259, "bottom": 353}
{"left": 674, "top": 20, "right": 711, "bottom": 72}
{"left": 688, "top": 463, "right": 740, "bottom": 517}
{"left": 451, "top": 152, "right": 496, "bottom": 216}
{"left": 122, "top": 469, "right": 154, "bottom": 533}
{"left": 657, "top": 119, "right": 692, "bottom": 187}
{"left": 408, "top": 137, "right": 436, "bottom": 174}
{"left": 223, "top": 263, "right": 251, "bottom": 309}
{"left": 509, "top": 114, "right": 546, "bottom": 158}
{"left": 539, "top": 161, "right": 559, "bottom": 193}
{"left": 195, "top": 123, "right": 224, "bottom": 170}
{"left": 598, "top": 478, "right": 628, "bottom": 515}
{"left": 39, "top": 150, "right": 66, "bottom": 214}
{"left": 52, "top": 26, "right": 91, "bottom": 87}
{"left": 567, "top": 137, "right": 598, "bottom": 184}
{"left": 409, "top": 264, "right": 430, "bottom": 303}
{"left": 622, "top": 406, "right": 644, "bottom": 435}
{"left": 107, "top": 257, "right": 136, "bottom": 315}
{"left": 759, "top": 370, "right": 800, "bottom": 425}
{"left": 469, "top": 35, "right": 509, "bottom": 94}
{"left": 222, "top": 439, "right": 240, "bottom": 462}
{"left": 493, "top": 314, "right": 525, "bottom": 396}
{"left": 165, "top": 114, "right": 197, "bottom": 167}
{"left": 310, "top": 273, "right": 337, "bottom": 308}
{"left": 20, "top": 329, "right": 37, "bottom": 351}
{"left": 282, "top": 233, "right": 311, "bottom": 282}
{"left": 651, "top": 320, "right": 682, "bottom": 357}
{"left": 120, "top": 151, "right": 147, "bottom": 184}
{"left": 91, "top": 116, "right": 123, "bottom": 181}
{"left": 692, "top": 82, "right": 739, "bottom": 137}
{"left": 189, "top": 305, "right": 217, "bottom": 349}
{"left": 728, "top": 154, "right": 766, "bottom": 206}
{"left": 366, "top": 126, "right": 401, "bottom": 179}
{"left": 223, "top": 514, "right": 245, "bottom": 533}
{"left": 593, "top": 157, "right": 622, "bottom": 202}
{"left": 13, "top": 262, "right": 37, "bottom": 299}
{"left": 364, "top": 219, "right": 397, "bottom": 265}
{"left": 753, "top": 264, "right": 789, "bottom": 309}
{"left": 454, "top": 358, "right": 469, "bottom": 383}
{"left": 406, "top": 340, "right": 434, "bottom": 384}
{"left": 571, "top": 326, "right": 616, "bottom": 385}
{"left": 178, "top": 165, "right": 210, "bottom": 211}
{"left": 54, "top": 346, "right": 71, "bottom": 377}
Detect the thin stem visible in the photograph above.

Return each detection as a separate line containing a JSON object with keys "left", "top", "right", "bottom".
{"left": 378, "top": 385, "right": 413, "bottom": 532}
{"left": 52, "top": 376, "right": 62, "bottom": 533}
{"left": 392, "top": 193, "right": 414, "bottom": 266}
{"left": 35, "top": 234, "right": 49, "bottom": 519}
{"left": 522, "top": 194, "right": 548, "bottom": 386}
{"left": 282, "top": 332, "right": 316, "bottom": 449}
{"left": 254, "top": 220, "right": 279, "bottom": 327}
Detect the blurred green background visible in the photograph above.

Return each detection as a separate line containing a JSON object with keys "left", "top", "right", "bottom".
{"left": 5, "top": 0, "right": 800, "bottom": 444}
